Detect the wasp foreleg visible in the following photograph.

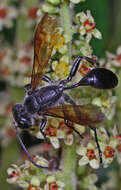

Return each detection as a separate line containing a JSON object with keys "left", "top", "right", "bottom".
{"left": 14, "top": 121, "right": 48, "bottom": 169}
{"left": 42, "top": 75, "right": 52, "bottom": 83}
{"left": 39, "top": 115, "right": 47, "bottom": 139}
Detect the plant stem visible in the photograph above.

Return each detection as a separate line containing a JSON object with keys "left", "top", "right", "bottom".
{"left": 62, "top": 140, "right": 77, "bottom": 190}
{"left": 57, "top": 3, "right": 77, "bottom": 189}
{"left": 56, "top": 138, "right": 77, "bottom": 190}
{"left": 60, "top": 0, "right": 73, "bottom": 62}
{"left": 16, "top": 0, "right": 38, "bottom": 44}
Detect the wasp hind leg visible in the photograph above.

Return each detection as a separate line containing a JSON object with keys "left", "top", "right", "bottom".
{"left": 89, "top": 126, "right": 103, "bottom": 164}
{"left": 64, "top": 119, "right": 83, "bottom": 139}
{"left": 60, "top": 94, "right": 83, "bottom": 139}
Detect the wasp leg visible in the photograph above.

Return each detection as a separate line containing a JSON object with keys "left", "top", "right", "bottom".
{"left": 65, "top": 56, "right": 98, "bottom": 84}
{"left": 39, "top": 116, "right": 47, "bottom": 139}
{"left": 62, "top": 93, "right": 76, "bottom": 105}
{"left": 63, "top": 56, "right": 98, "bottom": 91}
{"left": 42, "top": 75, "right": 52, "bottom": 83}
{"left": 64, "top": 119, "right": 83, "bottom": 139}
{"left": 14, "top": 122, "right": 48, "bottom": 169}
{"left": 24, "top": 83, "right": 31, "bottom": 91}
{"left": 84, "top": 56, "right": 98, "bottom": 67}
{"left": 60, "top": 94, "right": 83, "bottom": 138}
{"left": 66, "top": 56, "right": 100, "bottom": 82}
{"left": 89, "top": 126, "right": 103, "bottom": 164}
{"left": 66, "top": 56, "right": 83, "bottom": 82}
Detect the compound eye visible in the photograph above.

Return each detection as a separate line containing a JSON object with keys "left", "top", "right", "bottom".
{"left": 18, "top": 119, "right": 30, "bottom": 129}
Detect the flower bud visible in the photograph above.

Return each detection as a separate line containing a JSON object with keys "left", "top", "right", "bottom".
{"left": 31, "top": 177, "right": 40, "bottom": 186}
{"left": 42, "top": 3, "right": 59, "bottom": 14}
{"left": 48, "top": 0, "right": 61, "bottom": 6}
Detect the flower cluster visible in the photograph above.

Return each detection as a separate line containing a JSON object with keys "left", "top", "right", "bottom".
{"left": 51, "top": 30, "right": 70, "bottom": 80}
{"left": 7, "top": 161, "right": 65, "bottom": 190}
{"left": 77, "top": 127, "right": 117, "bottom": 169}
{"left": 75, "top": 10, "right": 102, "bottom": 43}
{"left": 0, "top": 47, "right": 13, "bottom": 77}
{"left": 0, "top": 43, "right": 33, "bottom": 86}
{"left": 20, "top": 4, "right": 41, "bottom": 28}
{"left": 106, "top": 46, "right": 121, "bottom": 68}
{"left": 0, "top": 92, "right": 15, "bottom": 147}
{"left": 34, "top": 118, "right": 76, "bottom": 149}
{"left": 115, "top": 134, "right": 121, "bottom": 164}
{"left": 0, "top": 2, "right": 18, "bottom": 31}
{"left": 97, "top": 45, "right": 121, "bottom": 74}
{"left": 71, "top": 10, "right": 102, "bottom": 61}
{"left": 92, "top": 94, "right": 117, "bottom": 120}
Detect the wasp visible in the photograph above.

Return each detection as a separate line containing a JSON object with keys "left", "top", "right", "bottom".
{"left": 12, "top": 13, "right": 118, "bottom": 169}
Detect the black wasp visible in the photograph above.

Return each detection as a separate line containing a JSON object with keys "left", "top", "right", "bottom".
{"left": 12, "top": 13, "right": 118, "bottom": 169}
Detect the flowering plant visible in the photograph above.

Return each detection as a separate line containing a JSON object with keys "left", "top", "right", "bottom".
{"left": 0, "top": 0, "right": 121, "bottom": 190}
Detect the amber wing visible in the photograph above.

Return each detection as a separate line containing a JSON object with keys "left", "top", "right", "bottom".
{"left": 31, "top": 13, "right": 58, "bottom": 89}
{"left": 44, "top": 104, "right": 105, "bottom": 126}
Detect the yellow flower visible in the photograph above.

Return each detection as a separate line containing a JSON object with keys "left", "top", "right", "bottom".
{"left": 54, "top": 61, "right": 69, "bottom": 79}
{"left": 54, "top": 34, "right": 65, "bottom": 51}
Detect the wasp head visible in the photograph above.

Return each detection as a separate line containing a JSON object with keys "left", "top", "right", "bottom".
{"left": 12, "top": 104, "right": 33, "bottom": 129}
